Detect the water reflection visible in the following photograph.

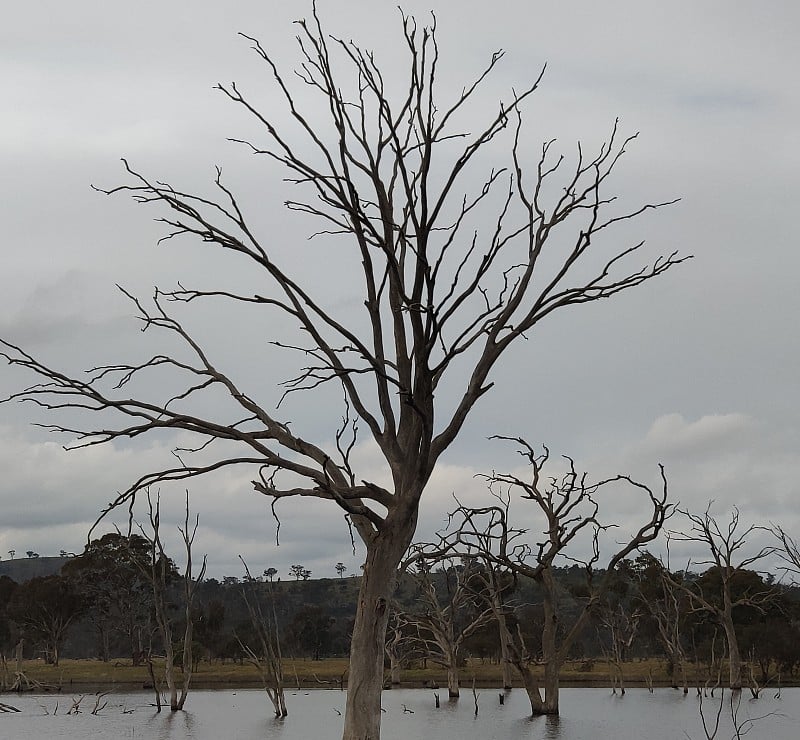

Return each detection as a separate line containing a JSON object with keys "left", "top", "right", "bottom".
{"left": 142, "top": 707, "right": 195, "bottom": 740}
{"left": 543, "top": 714, "right": 561, "bottom": 738}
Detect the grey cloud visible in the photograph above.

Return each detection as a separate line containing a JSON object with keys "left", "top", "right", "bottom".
{"left": 1, "top": 1, "right": 798, "bottom": 578}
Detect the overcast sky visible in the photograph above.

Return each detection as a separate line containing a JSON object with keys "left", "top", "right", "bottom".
{"left": 1, "top": 1, "right": 798, "bottom": 580}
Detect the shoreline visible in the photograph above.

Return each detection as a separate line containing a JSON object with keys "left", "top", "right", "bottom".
{"left": 3, "top": 657, "right": 794, "bottom": 693}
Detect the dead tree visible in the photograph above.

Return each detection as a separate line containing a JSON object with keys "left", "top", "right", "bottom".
{"left": 462, "top": 557, "right": 517, "bottom": 690}
{"left": 238, "top": 560, "right": 288, "bottom": 717}
{"left": 384, "top": 610, "right": 421, "bottom": 687}
{"left": 632, "top": 552, "right": 691, "bottom": 692}
{"left": 136, "top": 492, "right": 207, "bottom": 711}
{"left": 0, "top": 7, "right": 687, "bottom": 738}
{"left": 596, "top": 600, "right": 641, "bottom": 695}
{"left": 771, "top": 525, "right": 800, "bottom": 581}
{"left": 440, "top": 438, "right": 670, "bottom": 715}
{"left": 401, "top": 557, "right": 495, "bottom": 698}
{"left": 665, "top": 505, "right": 774, "bottom": 690}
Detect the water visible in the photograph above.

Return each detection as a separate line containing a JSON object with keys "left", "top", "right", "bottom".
{"left": 0, "top": 687, "right": 795, "bottom": 739}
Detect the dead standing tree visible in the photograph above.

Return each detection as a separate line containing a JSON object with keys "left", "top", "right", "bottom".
{"left": 461, "top": 556, "right": 517, "bottom": 690}
{"left": 401, "top": 557, "right": 495, "bottom": 698}
{"left": 664, "top": 505, "right": 774, "bottom": 691}
{"left": 771, "top": 525, "right": 800, "bottom": 581}
{"left": 596, "top": 599, "right": 641, "bottom": 695}
{"left": 238, "top": 559, "right": 288, "bottom": 717}
{"left": 631, "top": 551, "right": 691, "bottom": 692}
{"left": 0, "top": 7, "right": 687, "bottom": 739}
{"left": 384, "top": 608, "right": 427, "bottom": 687}
{"left": 135, "top": 492, "right": 207, "bottom": 711}
{"left": 441, "top": 439, "right": 670, "bottom": 715}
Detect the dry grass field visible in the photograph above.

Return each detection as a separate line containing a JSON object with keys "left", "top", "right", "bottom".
{"left": 5, "top": 656, "right": 763, "bottom": 692}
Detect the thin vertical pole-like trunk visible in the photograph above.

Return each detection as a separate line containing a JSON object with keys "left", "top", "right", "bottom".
{"left": 496, "top": 611, "right": 514, "bottom": 690}
{"left": 722, "top": 613, "right": 742, "bottom": 690}
{"left": 446, "top": 655, "right": 460, "bottom": 699}
{"left": 146, "top": 650, "right": 162, "bottom": 712}
{"left": 389, "top": 656, "right": 401, "bottom": 686}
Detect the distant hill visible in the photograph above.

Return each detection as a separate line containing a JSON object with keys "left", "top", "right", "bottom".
{"left": 0, "top": 556, "right": 68, "bottom": 583}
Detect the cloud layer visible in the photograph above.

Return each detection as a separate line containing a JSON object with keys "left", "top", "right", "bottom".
{"left": 1, "top": 1, "right": 798, "bottom": 579}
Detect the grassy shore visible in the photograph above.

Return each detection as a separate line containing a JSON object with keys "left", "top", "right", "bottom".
{"left": 5, "top": 656, "right": 783, "bottom": 692}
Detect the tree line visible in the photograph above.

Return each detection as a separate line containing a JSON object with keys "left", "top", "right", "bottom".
{"left": 2, "top": 506, "right": 799, "bottom": 713}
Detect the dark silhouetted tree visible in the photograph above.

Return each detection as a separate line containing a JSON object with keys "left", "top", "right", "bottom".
{"left": 0, "top": 7, "right": 686, "bottom": 737}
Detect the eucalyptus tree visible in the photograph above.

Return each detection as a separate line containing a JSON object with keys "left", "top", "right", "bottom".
{"left": 0, "top": 6, "right": 686, "bottom": 738}
{"left": 62, "top": 532, "right": 154, "bottom": 663}
{"left": 665, "top": 506, "right": 775, "bottom": 690}
{"left": 402, "top": 557, "right": 495, "bottom": 697}
{"left": 440, "top": 439, "right": 670, "bottom": 715}
{"left": 239, "top": 560, "right": 287, "bottom": 717}
{"left": 7, "top": 574, "right": 83, "bottom": 667}
{"left": 631, "top": 551, "right": 692, "bottom": 692}
{"left": 135, "top": 493, "right": 206, "bottom": 711}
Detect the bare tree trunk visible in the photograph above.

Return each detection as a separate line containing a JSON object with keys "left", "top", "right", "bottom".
{"left": 14, "top": 640, "right": 22, "bottom": 671}
{"left": 389, "top": 657, "right": 400, "bottom": 686}
{"left": 158, "top": 615, "right": 179, "bottom": 710}
{"left": 542, "top": 661, "right": 561, "bottom": 714}
{"left": 669, "top": 649, "right": 688, "bottom": 693}
{"left": 342, "top": 535, "right": 406, "bottom": 740}
{"left": 514, "top": 660, "right": 546, "bottom": 714}
{"left": 538, "top": 570, "right": 560, "bottom": 714}
{"left": 146, "top": 650, "right": 162, "bottom": 712}
{"left": 496, "top": 611, "right": 514, "bottom": 691}
{"left": 446, "top": 655, "right": 460, "bottom": 699}
{"left": 239, "top": 560, "right": 288, "bottom": 717}
{"left": 722, "top": 616, "right": 742, "bottom": 690}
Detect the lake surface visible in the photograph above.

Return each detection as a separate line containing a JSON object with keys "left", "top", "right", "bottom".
{"left": 0, "top": 687, "right": 795, "bottom": 739}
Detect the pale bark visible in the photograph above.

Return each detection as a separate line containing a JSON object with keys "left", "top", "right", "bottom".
{"left": 388, "top": 659, "right": 400, "bottom": 686}
{"left": 495, "top": 609, "right": 514, "bottom": 690}
{"left": 597, "top": 602, "right": 640, "bottom": 696}
{"left": 446, "top": 654, "right": 460, "bottom": 699}
{"left": 343, "top": 532, "right": 409, "bottom": 740}
{"left": 721, "top": 604, "right": 743, "bottom": 690}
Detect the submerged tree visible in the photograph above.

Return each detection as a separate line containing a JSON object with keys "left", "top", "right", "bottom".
{"left": 238, "top": 560, "right": 287, "bottom": 717}
{"left": 631, "top": 551, "right": 691, "bottom": 692}
{"left": 440, "top": 439, "right": 670, "bottom": 715}
{"left": 665, "top": 506, "right": 774, "bottom": 690}
{"left": 0, "top": 7, "right": 686, "bottom": 738}
{"left": 135, "top": 493, "right": 207, "bottom": 711}
{"left": 402, "top": 557, "right": 494, "bottom": 697}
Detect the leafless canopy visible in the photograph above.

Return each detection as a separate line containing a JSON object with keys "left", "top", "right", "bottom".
{"left": 770, "top": 524, "right": 800, "bottom": 581}
{"left": 665, "top": 504, "right": 775, "bottom": 690}
{"left": 1, "top": 7, "right": 686, "bottom": 547}
{"left": 434, "top": 438, "right": 671, "bottom": 581}
{"left": 668, "top": 504, "right": 774, "bottom": 575}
